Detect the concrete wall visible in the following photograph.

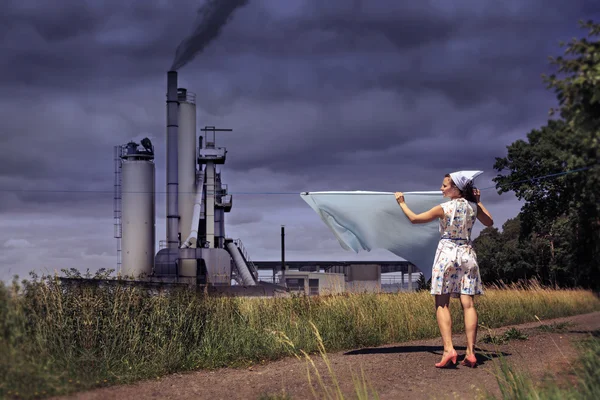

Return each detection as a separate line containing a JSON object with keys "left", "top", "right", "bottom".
{"left": 327, "top": 264, "right": 381, "bottom": 293}
{"left": 317, "top": 272, "right": 345, "bottom": 295}
{"left": 347, "top": 264, "right": 381, "bottom": 281}
{"left": 284, "top": 272, "right": 345, "bottom": 296}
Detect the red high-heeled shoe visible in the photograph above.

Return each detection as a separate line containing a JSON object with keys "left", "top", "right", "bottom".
{"left": 461, "top": 354, "right": 477, "bottom": 368}
{"left": 435, "top": 350, "right": 457, "bottom": 368}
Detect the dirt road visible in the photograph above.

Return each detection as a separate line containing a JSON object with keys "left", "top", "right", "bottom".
{"left": 56, "top": 312, "right": 600, "bottom": 400}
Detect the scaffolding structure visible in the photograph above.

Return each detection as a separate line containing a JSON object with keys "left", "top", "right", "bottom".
{"left": 113, "top": 145, "right": 124, "bottom": 273}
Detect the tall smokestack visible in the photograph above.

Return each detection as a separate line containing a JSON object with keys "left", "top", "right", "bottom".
{"left": 166, "top": 71, "right": 180, "bottom": 248}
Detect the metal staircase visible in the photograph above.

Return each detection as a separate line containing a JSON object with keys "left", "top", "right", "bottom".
{"left": 233, "top": 238, "right": 259, "bottom": 281}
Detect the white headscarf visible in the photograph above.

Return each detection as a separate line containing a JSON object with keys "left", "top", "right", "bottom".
{"left": 449, "top": 170, "right": 483, "bottom": 191}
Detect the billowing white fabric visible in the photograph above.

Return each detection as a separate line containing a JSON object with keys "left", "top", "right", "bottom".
{"left": 300, "top": 191, "right": 449, "bottom": 281}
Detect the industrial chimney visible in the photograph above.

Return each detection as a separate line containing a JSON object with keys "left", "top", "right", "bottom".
{"left": 166, "top": 71, "right": 180, "bottom": 248}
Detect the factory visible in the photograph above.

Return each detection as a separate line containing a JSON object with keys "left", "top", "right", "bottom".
{"left": 112, "top": 70, "right": 278, "bottom": 295}
{"left": 111, "top": 71, "right": 415, "bottom": 296}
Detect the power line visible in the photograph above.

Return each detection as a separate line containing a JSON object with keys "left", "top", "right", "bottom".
{"left": 0, "top": 164, "right": 596, "bottom": 195}
{"left": 478, "top": 164, "right": 597, "bottom": 191}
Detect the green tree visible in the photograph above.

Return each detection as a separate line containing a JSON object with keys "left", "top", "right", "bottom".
{"left": 472, "top": 225, "right": 502, "bottom": 283}
{"left": 492, "top": 20, "right": 600, "bottom": 289}
{"left": 474, "top": 216, "right": 549, "bottom": 285}
{"left": 495, "top": 217, "right": 537, "bottom": 282}
{"left": 416, "top": 273, "right": 431, "bottom": 291}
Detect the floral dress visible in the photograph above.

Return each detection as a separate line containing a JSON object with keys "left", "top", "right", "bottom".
{"left": 430, "top": 198, "right": 483, "bottom": 297}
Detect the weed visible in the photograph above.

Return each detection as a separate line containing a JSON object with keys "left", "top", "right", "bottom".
{"left": 487, "top": 335, "right": 600, "bottom": 399}
{"left": 503, "top": 328, "right": 529, "bottom": 341}
{"left": 481, "top": 328, "right": 528, "bottom": 345}
{"left": 537, "top": 321, "right": 573, "bottom": 333}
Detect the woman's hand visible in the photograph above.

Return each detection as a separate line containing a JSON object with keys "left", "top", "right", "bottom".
{"left": 473, "top": 188, "right": 480, "bottom": 203}
{"left": 395, "top": 192, "right": 405, "bottom": 204}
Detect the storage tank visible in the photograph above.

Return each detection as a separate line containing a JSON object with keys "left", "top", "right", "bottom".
{"left": 177, "top": 88, "right": 198, "bottom": 281}
{"left": 121, "top": 141, "right": 155, "bottom": 278}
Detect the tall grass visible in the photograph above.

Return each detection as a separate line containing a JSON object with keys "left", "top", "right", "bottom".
{"left": 488, "top": 334, "right": 600, "bottom": 399}
{"left": 1, "top": 274, "right": 599, "bottom": 399}
{"left": 273, "top": 320, "right": 379, "bottom": 400}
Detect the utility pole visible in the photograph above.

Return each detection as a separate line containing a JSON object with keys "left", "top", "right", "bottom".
{"left": 281, "top": 225, "right": 286, "bottom": 286}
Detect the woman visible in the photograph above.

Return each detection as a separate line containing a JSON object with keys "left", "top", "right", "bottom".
{"left": 394, "top": 171, "right": 493, "bottom": 368}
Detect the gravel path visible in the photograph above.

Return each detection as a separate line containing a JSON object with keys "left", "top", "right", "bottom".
{"left": 54, "top": 311, "right": 600, "bottom": 400}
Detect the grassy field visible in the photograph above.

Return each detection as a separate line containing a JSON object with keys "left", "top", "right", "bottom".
{"left": 1, "top": 274, "right": 599, "bottom": 399}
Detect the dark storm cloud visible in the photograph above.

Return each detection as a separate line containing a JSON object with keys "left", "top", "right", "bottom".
{"left": 176, "top": 0, "right": 597, "bottom": 180}
{"left": 213, "top": 86, "right": 554, "bottom": 180}
{"left": 227, "top": 212, "right": 263, "bottom": 226}
{"left": 0, "top": 0, "right": 590, "bottom": 97}
{"left": 201, "top": 0, "right": 596, "bottom": 107}
{"left": 0, "top": 0, "right": 192, "bottom": 90}
{"left": 0, "top": 0, "right": 586, "bottom": 188}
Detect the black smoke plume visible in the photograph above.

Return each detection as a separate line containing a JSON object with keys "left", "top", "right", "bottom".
{"left": 170, "top": 0, "right": 249, "bottom": 71}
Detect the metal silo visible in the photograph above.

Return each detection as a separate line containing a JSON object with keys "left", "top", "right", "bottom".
{"left": 121, "top": 140, "right": 155, "bottom": 278}
{"left": 177, "top": 88, "right": 198, "bottom": 282}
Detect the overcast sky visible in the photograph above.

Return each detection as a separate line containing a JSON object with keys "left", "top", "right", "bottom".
{"left": 0, "top": 0, "right": 598, "bottom": 283}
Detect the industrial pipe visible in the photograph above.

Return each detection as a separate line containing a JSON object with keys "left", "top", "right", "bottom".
{"left": 205, "top": 162, "right": 215, "bottom": 248}
{"left": 226, "top": 242, "right": 256, "bottom": 286}
{"left": 181, "top": 168, "right": 205, "bottom": 249}
{"left": 166, "top": 71, "right": 180, "bottom": 248}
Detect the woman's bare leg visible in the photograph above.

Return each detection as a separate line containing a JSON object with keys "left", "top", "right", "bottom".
{"left": 435, "top": 294, "right": 454, "bottom": 358}
{"left": 460, "top": 294, "right": 478, "bottom": 356}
